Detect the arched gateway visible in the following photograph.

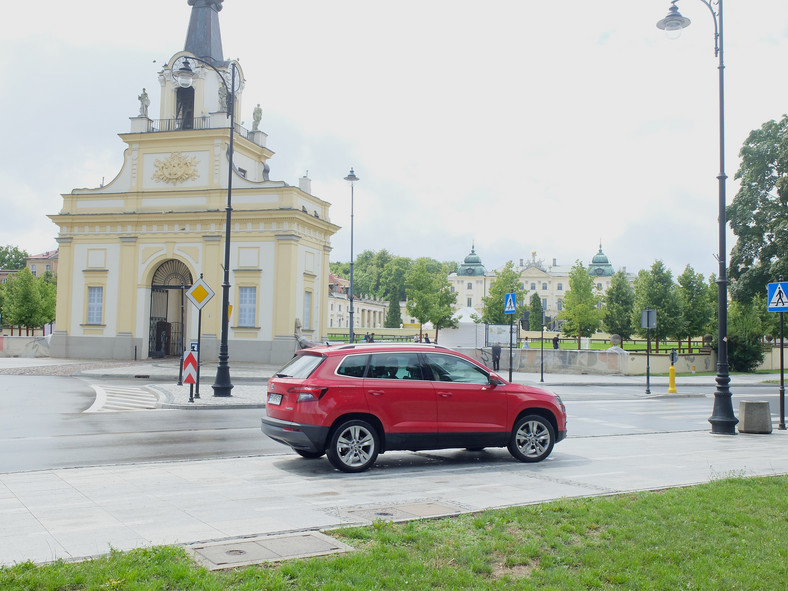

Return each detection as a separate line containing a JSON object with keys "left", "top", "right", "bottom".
{"left": 148, "top": 260, "right": 193, "bottom": 358}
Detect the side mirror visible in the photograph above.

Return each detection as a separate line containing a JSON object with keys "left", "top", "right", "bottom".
{"left": 488, "top": 375, "right": 506, "bottom": 386}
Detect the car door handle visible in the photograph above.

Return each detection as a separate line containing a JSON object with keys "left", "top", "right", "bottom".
{"left": 438, "top": 392, "right": 452, "bottom": 398}
{"left": 368, "top": 390, "right": 385, "bottom": 396}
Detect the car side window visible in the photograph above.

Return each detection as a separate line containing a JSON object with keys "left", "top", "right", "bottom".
{"left": 336, "top": 354, "right": 369, "bottom": 378}
{"left": 368, "top": 353, "right": 424, "bottom": 380}
{"left": 424, "top": 353, "right": 489, "bottom": 385}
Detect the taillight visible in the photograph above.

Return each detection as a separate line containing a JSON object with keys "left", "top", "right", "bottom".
{"left": 288, "top": 385, "right": 326, "bottom": 403}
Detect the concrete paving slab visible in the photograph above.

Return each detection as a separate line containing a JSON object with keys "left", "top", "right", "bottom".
{"left": 1, "top": 429, "right": 786, "bottom": 567}
{"left": 188, "top": 532, "right": 354, "bottom": 570}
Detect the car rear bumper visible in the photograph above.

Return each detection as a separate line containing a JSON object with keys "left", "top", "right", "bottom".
{"left": 261, "top": 417, "right": 330, "bottom": 454}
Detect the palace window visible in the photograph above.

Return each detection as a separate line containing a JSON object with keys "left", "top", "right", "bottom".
{"left": 87, "top": 286, "right": 103, "bottom": 324}
{"left": 238, "top": 286, "right": 256, "bottom": 327}
{"left": 304, "top": 291, "right": 312, "bottom": 330}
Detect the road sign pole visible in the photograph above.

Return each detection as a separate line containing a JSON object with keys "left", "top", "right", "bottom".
{"left": 780, "top": 310, "right": 785, "bottom": 430}
{"left": 509, "top": 315, "right": 513, "bottom": 382}
{"left": 504, "top": 292, "right": 516, "bottom": 381}
{"left": 767, "top": 281, "right": 787, "bottom": 429}
{"left": 196, "top": 308, "right": 202, "bottom": 399}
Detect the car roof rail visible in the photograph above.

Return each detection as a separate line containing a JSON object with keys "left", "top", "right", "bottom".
{"left": 333, "top": 342, "right": 448, "bottom": 351}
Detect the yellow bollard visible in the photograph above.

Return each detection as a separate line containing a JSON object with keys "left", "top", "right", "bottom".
{"left": 668, "top": 365, "right": 677, "bottom": 394}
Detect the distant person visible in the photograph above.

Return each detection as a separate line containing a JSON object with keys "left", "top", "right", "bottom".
{"left": 424, "top": 335, "right": 431, "bottom": 343}
{"left": 522, "top": 337, "right": 530, "bottom": 349}
{"left": 363, "top": 332, "right": 370, "bottom": 342}
{"left": 552, "top": 335, "right": 560, "bottom": 349}
{"left": 491, "top": 343, "right": 502, "bottom": 371}
{"left": 369, "top": 333, "right": 375, "bottom": 343}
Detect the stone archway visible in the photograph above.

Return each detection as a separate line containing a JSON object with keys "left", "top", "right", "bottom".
{"left": 148, "top": 259, "right": 193, "bottom": 358}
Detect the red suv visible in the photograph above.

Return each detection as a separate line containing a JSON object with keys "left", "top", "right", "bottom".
{"left": 261, "top": 343, "right": 567, "bottom": 472}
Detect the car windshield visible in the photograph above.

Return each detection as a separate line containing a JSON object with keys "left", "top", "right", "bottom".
{"left": 275, "top": 353, "right": 323, "bottom": 378}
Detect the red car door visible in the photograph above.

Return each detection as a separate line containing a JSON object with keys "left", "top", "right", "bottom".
{"left": 363, "top": 352, "right": 438, "bottom": 443}
{"left": 424, "top": 352, "right": 508, "bottom": 435}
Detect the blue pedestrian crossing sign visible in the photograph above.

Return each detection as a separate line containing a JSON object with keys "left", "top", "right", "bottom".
{"left": 767, "top": 282, "right": 788, "bottom": 312}
{"left": 504, "top": 292, "right": 517, "bottom": 314}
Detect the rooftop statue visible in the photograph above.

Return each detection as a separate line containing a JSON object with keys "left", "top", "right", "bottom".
{"left": 188, "top": 0, "right": 223, "bottom": 10}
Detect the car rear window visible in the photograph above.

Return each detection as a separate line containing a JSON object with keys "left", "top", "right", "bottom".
{"left": 275, "top": 353, "right": 323, "bottom": 378}
{"left": 336, "top": 354, "right": 369, "bottom": 378}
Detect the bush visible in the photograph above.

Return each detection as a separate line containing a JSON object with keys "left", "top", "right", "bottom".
{"left": 727, "top": 336, "right": 763, "bottom": 373}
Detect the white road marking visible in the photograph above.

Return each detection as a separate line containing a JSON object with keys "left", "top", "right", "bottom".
{"left": 84, "top": 384, "right": 160, "bottom": 413}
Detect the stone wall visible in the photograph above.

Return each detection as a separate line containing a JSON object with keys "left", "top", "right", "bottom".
{"left": 0, "top": 336, "right": 51, "bottom": 358}
{"left": 459, "top": 346, "right": 716, "bottom": 376}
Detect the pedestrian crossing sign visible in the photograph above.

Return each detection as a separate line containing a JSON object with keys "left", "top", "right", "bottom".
{"left": 767, "top": 282, "right": 788, "bottom": 312}
{"left": 504, "top": 292, "right": 516, "bottom": 314}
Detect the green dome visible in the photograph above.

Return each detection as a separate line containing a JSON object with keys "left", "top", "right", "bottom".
{"left": 456, "top": 246, "right": 486, "bottom": 276}
{"left": 588, "top": 244, "right": 614, "bottom": 277}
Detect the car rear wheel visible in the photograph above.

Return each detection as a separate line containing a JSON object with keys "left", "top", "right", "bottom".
{"left": 327, "top": 419, "right": 380, "bottom": 473}
{"left": 508, "top": 415, "right": 555, "bottom": 463}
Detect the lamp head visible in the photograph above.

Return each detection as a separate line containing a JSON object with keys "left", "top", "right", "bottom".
{"left": 344, "top": 168, "right": 359, "bottom": 183}
{"left": 175, "top": 58, "right": 195, "bottom": 88}
{"left": 657, "top": 2, "right": 691, "bottom": 40}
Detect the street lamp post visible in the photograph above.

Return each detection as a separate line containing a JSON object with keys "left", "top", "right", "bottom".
{"left": 174, "top": 55, "right": 239, "bottom": 397}
{"left": 657, "top": 0, "right": 737, "bottom": 433}
{"left": 344, "top": 168, "right": 359, "bottom": 344}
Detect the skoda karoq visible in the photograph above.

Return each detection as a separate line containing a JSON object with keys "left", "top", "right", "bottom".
{"left": 261, "top": 344, "right": 567, "bottom": 472}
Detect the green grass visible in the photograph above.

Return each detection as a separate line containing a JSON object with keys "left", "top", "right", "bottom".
{"left": 2, "top": 476, "right": 787, "bottom": 590}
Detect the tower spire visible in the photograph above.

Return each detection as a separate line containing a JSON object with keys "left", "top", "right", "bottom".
{"left": 184, "top": 0, "right": 225, "bottom": 65}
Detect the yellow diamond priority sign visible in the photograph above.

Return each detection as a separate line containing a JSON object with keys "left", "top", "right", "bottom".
{"left": 186, "top": 277, "right": 215, "bottom": 310}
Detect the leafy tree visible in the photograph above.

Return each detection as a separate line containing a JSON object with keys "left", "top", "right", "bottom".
{"left": 727, "top": 298, "right": 764, "bottom": 372}
{"left": 704, "top": 274, "right": 719, "bottom": 338}
{"left": 528, "top": 293, "right": 543, "bottom": 332}
{"left": 631, "top": 261, "right": 683, "bottom": 351}
{"left": 728, "top": 115, "right": 788, "bottom": 303}
{"left": 384, "top": 295, "right": 402, "bottom": 328}
{"left": 601, "top": 269, "right": 635, "bottom": 340}
{"left": 676, "top": 265, "right": 713, "bottom": 350}
{"left": 1, "top": 268, "right": 55, "bottom": 328}
{"left": 428, "top": 276, "right": 459, "bottom": 341}
{"left": 406, "top": 258, "right": 445, "bottom": 338}
{"left": 558, "top": 261, "right": 602, "bottom": 348}
{"left": 481, "top": 261, "right": 526, "bottom": 325}
{"left": 332, "top": 251, "right": 454, "bottom": 306}
{"left": 0, "top": 245, "right": 28, "bottom": 270}
{"left": 379, "top": 256, "right": 412, "bottom": 302}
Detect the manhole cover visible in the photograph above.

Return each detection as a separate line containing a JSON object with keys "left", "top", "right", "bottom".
{"left": 226, "top": 549, "right": 247, "bottom": 556}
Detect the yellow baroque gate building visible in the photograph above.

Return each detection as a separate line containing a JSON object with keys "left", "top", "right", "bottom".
{"left": 48, "top": 1, "right": 338, "bottom": 364}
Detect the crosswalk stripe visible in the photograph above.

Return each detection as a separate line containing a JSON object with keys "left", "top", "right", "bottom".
{"left": 85, "top": 385, "right": 161, "bottom": 413}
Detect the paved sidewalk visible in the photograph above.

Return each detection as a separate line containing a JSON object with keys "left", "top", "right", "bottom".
{"left": 1, "top": 430, "right": 786, "bottom": 568}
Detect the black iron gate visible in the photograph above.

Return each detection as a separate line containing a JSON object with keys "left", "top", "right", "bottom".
{"left": 148, "top": 260, "right": 192, "bottom": 358}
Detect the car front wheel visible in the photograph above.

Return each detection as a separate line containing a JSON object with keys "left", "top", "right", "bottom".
{"left": 327, "top": 419, "right": 380, "bottom": 473}
{"left": 508, "top": 415, "right": 555, "bottom": 463}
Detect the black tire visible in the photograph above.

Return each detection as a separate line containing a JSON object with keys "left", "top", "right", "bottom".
{"left": 295, "top": 449, "right": 325, "bottom": 459}
{"left": 507, "top": 414, "right": 555, "bottom": 463}
{"left": 326, "top": 419, "right": 380, "bottom": 473}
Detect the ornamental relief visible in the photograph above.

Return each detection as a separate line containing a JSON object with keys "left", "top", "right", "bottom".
{"left": 152, "top": 152, "right": 199, "bottom": 185}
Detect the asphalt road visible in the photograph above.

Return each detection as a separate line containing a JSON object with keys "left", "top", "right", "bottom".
{"left": 0, "top": 376, "right": 282, "bottom": 473}
{"left": 0, "top": 375, "right": 783, "bottom": 473}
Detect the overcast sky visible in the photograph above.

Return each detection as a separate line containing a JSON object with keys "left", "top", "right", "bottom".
{"left": 2, "top": 1, "right": 787, "bottom": 279}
